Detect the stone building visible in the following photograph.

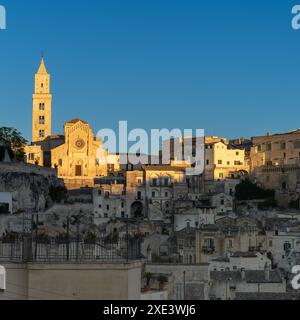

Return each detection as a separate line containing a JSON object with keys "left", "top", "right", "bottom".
{"left": 209, "top": 265, "right": 286, "bottom": 300}
{"left": 25, "top": 58, "right": 119, "bottom": 189}
{"left": 195, "top": 217, "right": 266, "bottom": 264}
{"left": 125, "top": 164, "right": 189, "bottom": 219}
{"left": 250, "top": 130, "right": 300, "bottom": 192}
{"left": 163, "top": 136, "right": 249, "bottom": 194}
{"left": 93, "top": 176, "right": 126, "bottom": 224}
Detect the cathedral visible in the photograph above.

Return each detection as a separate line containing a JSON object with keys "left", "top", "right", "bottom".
{"left": 25, "top": 57, "right": 119, "bottom": 189}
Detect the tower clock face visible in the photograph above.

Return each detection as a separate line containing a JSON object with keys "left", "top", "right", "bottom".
{"left": 75, "top": 139, "right": 85, "bottom": 150}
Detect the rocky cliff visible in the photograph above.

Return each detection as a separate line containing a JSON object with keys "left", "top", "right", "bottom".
{"left": 0, "top": 171, "right": 63, "bottom": 213}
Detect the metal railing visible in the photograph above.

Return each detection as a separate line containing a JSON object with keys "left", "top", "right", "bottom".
{"left": 0, "top": 236, "right": 143, "bottom": 263}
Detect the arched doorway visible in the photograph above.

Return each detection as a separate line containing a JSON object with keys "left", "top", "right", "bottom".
{"left": 131, "top": 201, "right": 143, "bottom": 218}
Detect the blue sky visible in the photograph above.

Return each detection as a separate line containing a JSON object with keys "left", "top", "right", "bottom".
{"left": 1, "top": 0, "right": 300, "bottom": 141}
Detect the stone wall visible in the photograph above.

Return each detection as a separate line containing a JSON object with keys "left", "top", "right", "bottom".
{"left": 0, "top": 261, "right": 142, "bottom": 300}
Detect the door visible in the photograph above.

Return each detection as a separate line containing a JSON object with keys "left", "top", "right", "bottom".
{"left": 75, "top": 165, "right": 82, "bottom": 176}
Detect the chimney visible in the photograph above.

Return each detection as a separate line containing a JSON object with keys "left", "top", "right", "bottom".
{"left": 264, "top": 263, "right": 270, "bottom": 281}
{"left": 241, "top": 268, "right": 246, "bottom": 280}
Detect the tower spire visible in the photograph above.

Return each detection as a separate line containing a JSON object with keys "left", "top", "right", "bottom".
{"left": 37, "top": 54, "right": 47, "bottom": 74}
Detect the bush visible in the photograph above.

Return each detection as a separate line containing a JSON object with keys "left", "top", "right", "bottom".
{"left": 49, "top": 185, "right": 67, "bottom": 203}
{"left": 235, "top": 179, "right": 275, "bottom": 201}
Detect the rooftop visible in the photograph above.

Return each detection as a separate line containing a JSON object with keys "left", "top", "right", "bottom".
{"left": 210, "top": 269, "right": 283, "bottom": 283}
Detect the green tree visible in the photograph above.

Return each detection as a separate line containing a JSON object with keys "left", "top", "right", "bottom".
{"left": 235, "top": 179, "right": 275, "bottom": 200}
{"left": 49, "top": 185, "right": 67, "bottom": 203}
{"left": 0, "top": 127, "right": 28, "bottom": 161}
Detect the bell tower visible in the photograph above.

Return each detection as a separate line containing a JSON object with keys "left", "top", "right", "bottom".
{"left": 32, "top": 56, "right": 52, "bottom": 142}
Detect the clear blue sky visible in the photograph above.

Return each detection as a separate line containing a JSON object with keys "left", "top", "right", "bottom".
{"left": 1, "top": 0, "right": 300, "bottom": 141}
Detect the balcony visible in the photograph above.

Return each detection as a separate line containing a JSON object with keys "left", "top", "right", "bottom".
{"left": 202, "top": 246, "right": 215, "bottom": 254}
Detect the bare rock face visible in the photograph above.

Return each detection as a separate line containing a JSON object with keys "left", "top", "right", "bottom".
{"left": 0, "top": 172, "right": 62, "bottom": 213}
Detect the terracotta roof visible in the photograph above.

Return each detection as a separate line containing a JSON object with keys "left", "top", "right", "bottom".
{"left": 66, "top": 118, "right": 88, "bottom": 125}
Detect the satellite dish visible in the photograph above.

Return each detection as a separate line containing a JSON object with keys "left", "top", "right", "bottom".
{"left": 0, "top": 265, "right": 6, "bottom": 290}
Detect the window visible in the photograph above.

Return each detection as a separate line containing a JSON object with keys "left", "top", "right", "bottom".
{"left": 269, "top": 240, "right": 273, "bottom": 247}
{"left": 257, "top": 145, "right": 262, "bottom": 151}
{"left": 164, "top": 177, "right": 170, "bottom": 186}
{"left": 152, "top": 191, "right": 156, "bottom": 198}
{"left": 281, "top": 142, "right": 286, "bottom": 150}
{"left": 218, "top": 160, "right": 222, "bottom": 165}
{"left": 98, "top": 190, "right": 102, "bottom": 196}
{"left": 106, "top": 205, "right": 110, "bottom": 210}
{"left": 104, "top": 213, "right": 108, "bottom": 218}
{"left": 227, "top": 161, "right": 230, "bottom": 165}
{"left": 165, "top": 191, "right": 169, "bottom": 198}
{"left": 58, "top": 159, "right": 62, "bottom": 166}
{"left": 137, "top": 191, "right": 142, "bottom": 200}
{"left": 266, "top": 143, "right": 272, "bottom": 151}
{"left": 220, "top": 199, "right": 225, "bottom": 205}
{"left": 121, "top": 202, "right": 124, "bottom": 208}
{"left": 206, "top": 160, "right": 209, "bottom": 165}
{"left": 219, "top": 173, "right": 224, "bottom": 179}
{"left": 121, "top": 212, "right": 125, "bottom": 218}
{"left": 229, "top": 239, "right": 233, "bottom": 248}
{"left": 39, "top": 103, "right": 45, "bottom": 110}
{"left": 236, "top": 151, "right": 239, "bottom": 155}
{"left": 294, "top": 141, "right": 300, "bottom": 149}
{"left": 98, "top": 204, "right": 102, "bottom": 208}
{"left": 284, "top": 242, "right": 291, "bottom": 252}
{"left": 39, "top": 116, "right": 45, "bottom": 125}
{"left": 152, "top": 178, "right": 158, "bottom": 186}
{"left": 234, "top": 161, "right": 241, "bottom": 165}
{"left": 137, "top": 178, "right": 142, "bottom": 185}
{"left": 29, "top": 153, "right": 34, "bottom": 161}
{"left": 39, "top": 130, "right": 45, "bottom": 138}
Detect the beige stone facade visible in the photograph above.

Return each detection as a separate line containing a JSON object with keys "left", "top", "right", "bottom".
{"left": 32, "top": 57, "right": 52, "bottom": 143}
{"left": 51, "top": 119, "right": 108, "bottom": 189}
{"left": 205, "top": 141, "right": 248, "bottom": 181}
{"left": 195, "top": 217, "right": 266, "bottom": 264}
{"left": 250, "top": 130, "right": 300, "bottom": 191}
{"left": 25, "top": 58, "right": 120, "bottom": 189}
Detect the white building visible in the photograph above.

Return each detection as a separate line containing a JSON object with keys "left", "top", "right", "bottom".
{"left": 174, "top": 206, "right": 216, "bottom": 231}
{"left": 0, "top": 192, "right": 12, "bottom": 214}
{"left": 93, "top": 178, "right": 127, "bottom": 225}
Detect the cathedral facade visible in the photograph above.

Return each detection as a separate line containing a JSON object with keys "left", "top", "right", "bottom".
{"left": 25, "top": 58, "right": 118, "bottom": 189}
